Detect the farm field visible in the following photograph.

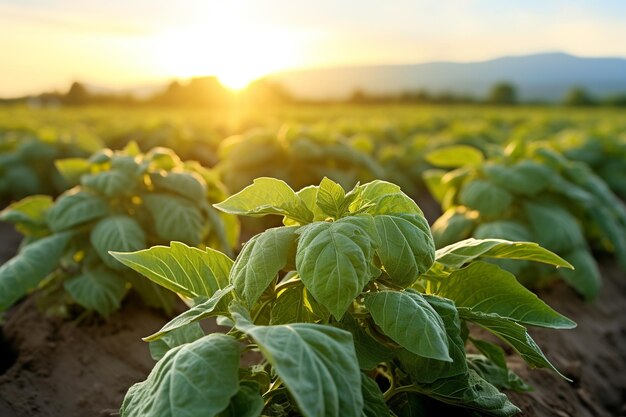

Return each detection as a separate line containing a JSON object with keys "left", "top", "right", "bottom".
{"left": 0, "top": 104, "right": 625, "bottom": 417}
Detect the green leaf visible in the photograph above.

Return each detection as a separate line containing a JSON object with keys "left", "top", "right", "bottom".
{"left": 459, "top": 308, "right": 565, "bottom": 378}
{"left": 0, "top": 232, "right": 71, "bottom": 311}
{"left": 364, "top": 291, "right": 450, "bottom": 361}
{"left": 524, "top": 201, "right": 585, "bottom": 253}
{"left": 296, "top": 217, "right": 379, "bottom": 319}
{"left": 361, "top": 373, "right": 391, "bottom": 417}
{"left": 467, "top": 354, "right": 532, "bottom": 393}
{"left": 431, "top": 208, "right": 477, "bottom": 249}
{"left": 435, "top": 238, "right": 573, "bottom": 270}
{"left": 416, "top": 370, "right": 520, "bottom": 417}
{"left": 469, "top": 338, "right": 532, "bottom": 392}
{"left": 434, "top": 262, "right": 575, "bottom": 329}
{"left": 232, "top": 307, "right": 363, "bottom": 417}
{"left": 425, "top": 145, "right": 484, "bottom": 168}
{"left": 270, "top": 283, "right": 330, "bottom": 325}
{"left": 144, "top": 286, "right": 233, "bottom": 341}
{"left": 422, "top": 169, "right": 448, "bottom": 205}
{"left": 110, "top": 241, "right": 232, "bottom": 299}
{"left": 559, "top": 249, "right": 602, "bottom": 300}
{"left": 213, "top": 177, "right": 313, "bottom": 224}
{"left": 218, "top": 381, "right": 264, "bottom": 417}
{"left": 358, "top": 181, "right": 422, "bottom": 216}
{"left": 55, "top": 158, "right": 91, "bottom": 185}
{"left": 143, "top": 193, "right": 204, "bottom": 245}
{"left": 459, "top": 180, "right": 513, "bottom": 218}
{"left": 148, "top": 322, "right": 205, "bottom": 361}
{"left": 484, "top": 161, "right": 553, "bottom": 196}
{"left": 47, "top": 190, "right": 109, "bottom": 232}
{"left": 64, "top": 268, "right": 128, "bottom": 317}
{"left": 395, "top": 294, "right": 467, "bottom": 383}
{"left": 0, "top": 195, "right": 53, "bottom": 226}
{"left": 230, "top": 226, "right": 297, "bottom": 308}
{"left": 374, "top": 214, "right": 435, "bottom": 287}
{"left": 120, "top": 334, "right": 241, "bottom": 417}
{"left": 151, "top": 171, "right": 207, "bottom": 202}
{"left": 316, "top": 177, "right": 348, "bottom": 219}
{"left": 82, "top": 169, "right": 135, "bottom": 197}
{"left": 90, "top": 215, "right": 147, "bottom": 270}
{"left": 335, "top": 314, "right": 396, "bottom": 370}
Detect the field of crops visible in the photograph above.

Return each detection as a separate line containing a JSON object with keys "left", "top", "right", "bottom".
{"left": 0, "top": 104, "right": 625, "bottom": 417}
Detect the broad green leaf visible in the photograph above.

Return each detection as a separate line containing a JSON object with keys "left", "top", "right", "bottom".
{"left": 296, "top": 217, "right": 379, "bottom": 319}
{"left": 361, "top": 373, "right": 391, "bottom": 417}
{"left": 435, "top": 238, "right": 573, "bottom": 269}
{"left": 459, "top": 180, "right": 513, "bottom": 218}
{"left": 524, "top": 201, "right": 585, "bottom": 253}
{"left": 148, "top": 322, "right": 205, "bottom": 361}
{"left": 459, "top": 308, "right": 565, "bottom": 378}
{"left": 82, "top": 169, "right": 135, "bottom": 197}
{"left": 120, "top": 334, "right": 241, "bottom": 417}
{"left": 395, "top": 294, "right": 467, "bottom": 383}
{"left": 232, "top": 307, "right": 363, "bottom": 417}
{"left": 316, "top": 177, "right": 347, "bottom": 219}
{"left": 64, "top": 268, "right": 128, "bottom": 317}
{"left": 230, "top": 226, "right": 297, "bottom": 308}
{"left": 374, "top": 214, "right": 435, "bottom": 287}
{"left": 144, "top": 286, "right": 233, "bottom": 341}
{"left": 473, "top": 221, "right": 532, "bottom": 242}
{"left": 335, "top": 314, "right": 396, "bottom": 370}
{"left": 484, "top": 161, "right": 553, "bottom": 196}
{"left": 425, "top": 145, "right": 484, "bottom": 168}
{"left": 126, "top": 274, "right": 177, "bottom": 316}
{"left": 434, "top": 262, "right": 575, "bottom": 329}
{"left": 218, "top": 381, "right": 264, "bottom": 417}
{"left": 47, "top": 190, "right": 109, "bottom": 232}
{"left": 359, "top": 181, "right": 422, "bottom": 216}
{"left": 0, "top": 195, "right": 53, "bottom": 226}
{"left": 270, "top": 283, "right": 330, "bottom": 325}
{"left": 364, "top": 291, "right": 450, "bottom": 361}
{"left": 431, "top": 208, "right": 478, "bottom": 249}
{"left": 416, "top": 370, "right": 520, "bottom": 417}
{"left": 143, "top": 193, "right": 204, "bottom": 245}
{"left": 90, "top": 215, "right": 147, "bottom": 270}
{"left": 55, "top": 158, "right": 91, "bottom": 185}
{"left": 559, "top": 249, "right": 601, "bottom": 300}
{"left": 151, "top": 171, "right": 207, "bottom": 202}
{"left": 110, "top": 241, "right": 232, "bottom": 299}
{"left": 214, "top": 177, "right": 313, "bottom": 224}
{"left": 0, "top": 232, "right": 71, "bottom": 311}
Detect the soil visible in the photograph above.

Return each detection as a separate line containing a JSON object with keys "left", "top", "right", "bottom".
{"left": 0, "top": 221, "right": 625, "bottom": 416}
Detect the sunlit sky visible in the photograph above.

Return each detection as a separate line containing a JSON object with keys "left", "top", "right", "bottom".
{"left": 1, "top": 0, "right": 625, "bottom": 96}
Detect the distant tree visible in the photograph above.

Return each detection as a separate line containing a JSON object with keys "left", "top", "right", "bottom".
{"left": 563, "top": 87, "right": 595, "bottom": 106}
{"left": 63, "top": 82, "right": 90, "bottom": 105}
{"left": 487, "top": 82, "right": 517, "bottom": 105}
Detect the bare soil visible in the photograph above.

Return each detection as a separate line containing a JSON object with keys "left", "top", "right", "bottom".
{"left": 0, "top": 220, "right": 625, "bottom": 416}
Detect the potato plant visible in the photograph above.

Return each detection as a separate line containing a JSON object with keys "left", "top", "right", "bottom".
{"left": 425, "top": 144, "right": 626, "bottom": 300}
{"left": 111, "top": 177, "right": 574, "bottom": 417}
{"left": 0, "top": 143, "right": 239, "bottom": 316}
{"left": 0, "top": 131, "right": 102, "bottom": 200}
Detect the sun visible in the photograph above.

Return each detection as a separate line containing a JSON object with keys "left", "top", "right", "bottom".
{"left": 149, "top": 5, "right": 297, "bottom": 91}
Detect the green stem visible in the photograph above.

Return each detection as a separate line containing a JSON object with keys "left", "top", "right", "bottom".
{"left": 383, "top": 384, "right": 422, "bottom": 401}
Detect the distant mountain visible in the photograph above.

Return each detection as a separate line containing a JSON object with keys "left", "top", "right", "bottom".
{"left": 269, "top": 53, "right": 626, "bottom": 101}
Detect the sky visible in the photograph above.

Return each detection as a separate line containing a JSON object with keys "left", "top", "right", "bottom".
{"left": 1, "top": 0, "right": 625, "bottom": 96}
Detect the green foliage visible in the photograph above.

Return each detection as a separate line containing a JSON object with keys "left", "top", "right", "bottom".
{"left": 0, "top": 131, "right": 101, "bottom": 200}
{"left": 426, "top": 145, "right": 626, "bottom": 300}
{"left": 0, "top": 144, "right": 239, "bottom": 316}
{"left": 116, "top": 177, "right": 574, "bottom": 417}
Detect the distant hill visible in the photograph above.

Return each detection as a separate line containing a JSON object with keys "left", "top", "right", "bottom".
{"left": 269, "top": 53, "right": 626, "bottom": 101}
